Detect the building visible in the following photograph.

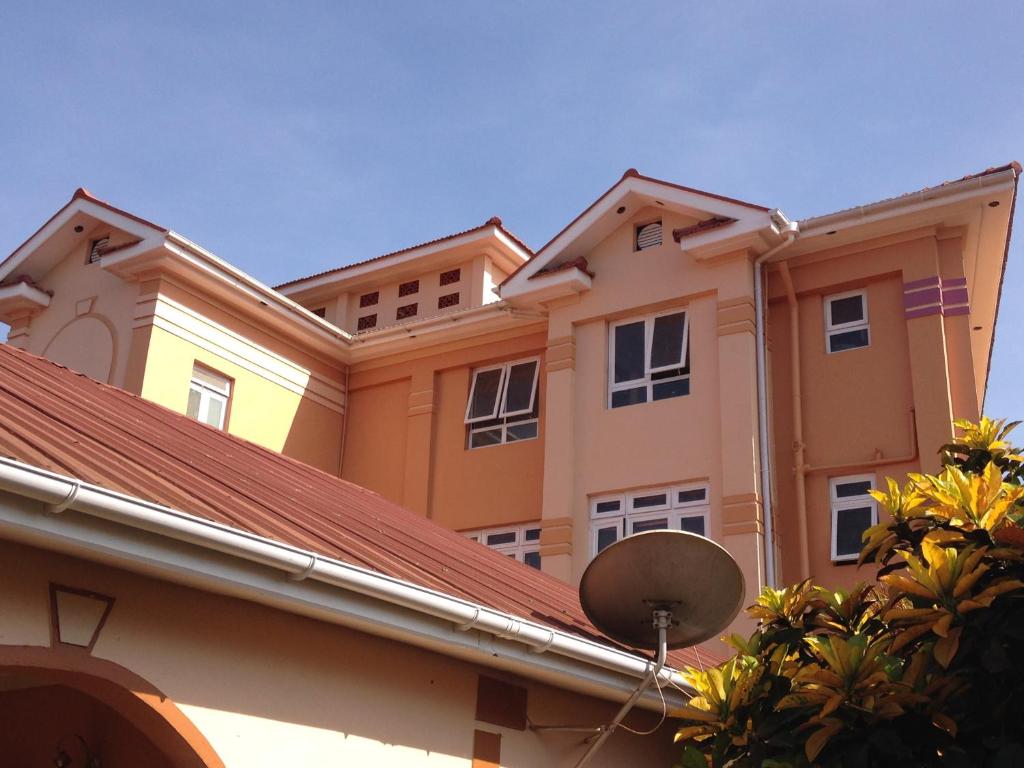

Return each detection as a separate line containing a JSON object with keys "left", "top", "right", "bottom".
{"left": 0, "top": 342, "right": 707, "bottom": 765}
{"left": 0, "top": 163, "right": 1016, "bottom": 623}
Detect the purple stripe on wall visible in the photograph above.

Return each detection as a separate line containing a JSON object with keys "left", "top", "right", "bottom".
{"left": 903, "top": 287, "right": 942, "bottom": 308}
{"left": 942, "top": 306, "right": 971, "bottom": 317}
{"left": 905, "top": 305, "right": 943, "bottom": 320}
{"left": 941, "top": 276, "right": 968, "bottom": 288}
{"left": 903, "top": 275, "right": 941, "bottom": 291}
{"left": 942, "top": 288, "right": 969, "bottom": 304}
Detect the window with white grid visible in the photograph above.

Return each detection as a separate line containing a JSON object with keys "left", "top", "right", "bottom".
{"left": 590, "top": 483, "right": 709, "bottom": 556}
{"left": 464, "top": 524, "right": 541, "bottom": 569}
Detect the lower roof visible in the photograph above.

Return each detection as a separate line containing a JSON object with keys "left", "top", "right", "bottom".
{"left": 0, "top": 342, "right": 713, "bottom": 669}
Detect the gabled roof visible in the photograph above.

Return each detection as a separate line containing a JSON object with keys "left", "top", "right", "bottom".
{"left": 274, "top": 216, "right": 534, "bottom": 293}
{"left": 0, "top": 342, "right": 713, "bottom": 669}
{"left": 499, "top": 170, "right": 774, "bottom": 299}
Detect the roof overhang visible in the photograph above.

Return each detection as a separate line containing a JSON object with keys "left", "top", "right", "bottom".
{"left": 278, "top": 223, "right": 532, "bottom": 302}
{"left": 0, "top": 281, "right": 51, "bottom": 323}
{"left": 500, "top": 170, "right": 774, "bottom": 302}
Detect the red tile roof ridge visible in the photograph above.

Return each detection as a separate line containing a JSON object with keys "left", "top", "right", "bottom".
{"left": 529, "top": 255, "right": 594, "bottom": 280}
{"left": 0, "top": 341, "right": 720, "bottom": 669}
{"left": 274, "top": 218, "right": 534, "bottom": 291}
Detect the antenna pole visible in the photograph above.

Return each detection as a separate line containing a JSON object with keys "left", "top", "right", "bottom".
{"left": 574, "top": 609, "right": 671, "bottom": 768}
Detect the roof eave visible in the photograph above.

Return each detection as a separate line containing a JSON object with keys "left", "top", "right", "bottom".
{"left": 0, "top": 456, "right": 693, "bottom": 709}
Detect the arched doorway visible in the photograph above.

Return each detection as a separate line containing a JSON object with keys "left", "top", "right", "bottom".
{"left": 0, "top": 647, "right": 222, "bottom": 768}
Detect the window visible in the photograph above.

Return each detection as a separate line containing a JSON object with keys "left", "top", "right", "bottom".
{"left": 357, "top": 314, "right": 377, "bottom": 331}
{"left": 186, "top": 365, "right": 231, "bottom": 429}
{"left": 397, "top": 303, "right": 418, "bottom": 320}
{"left": 440, "top": 268, "right": 461, "bottom": 286}
{"left": 825, "top": 290, "right": 869, "bottom": 353}
{"left": 359, "top": 291, "right": 379, "bottom": 308}
{"left": 609, "top": 310, "right": 690, "bottom": 408}
{"left": 87, "top": 236, "right": 110, "bottom": 264}
{"left": 635, "top": 221, "right": 663, "bottom": 251}
{"left": 830, "top": 475, "right": 877, "bottom": 562}
{"left": 438, "top": 292, "right": 460, "bottom": 309}
{"left": 465, "top": 357, "right": 540, "bottom": 448}
{"left": 399, "top": 279, "right": 419, "bottom": 297}
{"left": 591, "top": 483, "right": 709, "bottom": 556}
{"left": 464, "top": 524, "right": 541, "bottom": 569}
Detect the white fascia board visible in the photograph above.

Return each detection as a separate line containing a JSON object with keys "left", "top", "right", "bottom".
{"left": 798, "top": 170, "right": 1017, "bottom": 240}
{"left": 0, "top": 281, "right": 51, "bottom": 310}
{"left": 499, "top": 266, "right": 592, "bottom": 302}
{"left": 278, "top": 226, "right": 524, "bottom": 297}
{"left": 0, "top": 456, "right": 690, "bottom": 709}
{"left": 678, "top": 217, "right": 777, "bottom": 260}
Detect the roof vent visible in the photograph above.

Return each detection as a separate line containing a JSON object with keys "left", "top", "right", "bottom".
{"left": 87, "top": 236, "right": 110, "bottom": 264}
{"left": 635, "top": 221, "right": 662, "bottom": 251}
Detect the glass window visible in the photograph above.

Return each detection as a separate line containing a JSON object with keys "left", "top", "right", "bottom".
{"left": 465, "top": 357, "right": 540, "bottom": 449}
{"left": 830, "top": 474, "right": 877, "bottom": 561}
{"left": 187, "top": 365, "right": 231, "bottom": 430}
{"left": 591, "top": 482, "right": 710, "bottom": 557}
{"left": 825, "top": 291, "right": 870, "bottom": 354}
{"left": 609, "top": 311, "right": 690, "bottom": 408}
{"left": 464, "top": 524, "right": 542, "bottom": 569}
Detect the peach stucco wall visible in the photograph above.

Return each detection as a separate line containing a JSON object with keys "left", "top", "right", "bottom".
{"left": 10, "top": 226, "right": 140, "bottom": 387}
{"left": 0, "top": 537, "right": 677, "bottom": 767}
{"left": 343, "top": 327, "right": 546, "bottom": 529}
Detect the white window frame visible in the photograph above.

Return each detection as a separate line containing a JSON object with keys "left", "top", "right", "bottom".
{"left": 608, "top": 310, "right": 690, "bottom": 408}
{"left": 824, "top": 290, "right": 870, "bottom": 354}
{"left": 590, "top": 482, "right": 710, "bottom": 556}
{"left": 463, "top": 524, "right": 541, "bottom": 568}
{"left": 465, "top": 357, "right": 541, "bottom": 448}
{"left": 188, "top": 365, "right": 231, "bottom": 430}
{"left": 829, "top": 474, "right": 878, "bottom": 562}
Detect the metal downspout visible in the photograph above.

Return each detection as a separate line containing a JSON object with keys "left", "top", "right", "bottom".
{"left": 754, "top": 227, "right": 798, "bottom": 588}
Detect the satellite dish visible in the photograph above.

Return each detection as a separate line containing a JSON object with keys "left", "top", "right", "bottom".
{"left": 580, "top": 530, "right": 745, "bottom": 650}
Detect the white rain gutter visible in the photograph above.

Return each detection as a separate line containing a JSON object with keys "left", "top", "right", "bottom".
{"left": 753, "top": 216, "right": 799, "bottom": 589}
{"left": 0, "top": 456, "right": 690, "bottom": 710}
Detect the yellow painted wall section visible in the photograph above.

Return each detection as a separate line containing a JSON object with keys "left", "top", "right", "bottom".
{"left": 136, "top": 279, "right": 346, "bottom": 474}
{"left": 345, "top": 329, "right": 546, "bottom": 528}
{"left": 0, "top": 538, "right": 677, "bottom": 767}
{"left": 16, "top": 227, "right": 141, "bottom": 387}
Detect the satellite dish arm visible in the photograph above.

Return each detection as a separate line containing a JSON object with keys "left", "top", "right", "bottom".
{"left": 574, "top": 609, "right": 671, "bottom": 768}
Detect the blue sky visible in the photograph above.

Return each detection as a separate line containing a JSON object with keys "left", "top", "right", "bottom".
{"left": 1, "top": 1, "right": 1021, "bottom": 417}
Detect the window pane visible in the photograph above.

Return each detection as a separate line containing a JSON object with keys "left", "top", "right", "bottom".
{"left": 506, "top": 421, "right": 538, "bottom": 442}
{"left": 835, "top": 480, "right": 873, "bottom": 498}
{"left": 192, "top": 366, "right": 230, "bottom": 393}
{"left": 594, "top": 500, "right": 622, "bottom": 515}
{"left": 186, "top": 387, "right": 202, "bottom": 419}
{"left": 652, "top": 378, "right": 689, "bottom": 401}
{"left": 677, "top": 488, "right": 707, "bottom": 505}
{"left": 631, "top": 493, "right": 668, "bottom": 510}
{"left": 524, "top": 551, "right": 541, "bottom": 570}
{"left": 680, "top": 516, "right": 706, "bottom": 536}
{"left": 524, "top": 528, "right": 541, "bottom": 542}
{"left": 503, "top": 361, "right": 538, "bottom": 414}
{"left": 470, "top": 428, "right": 503, "bottom": 448}
{"left": 651, "top": 313, "right": 686, "bottom": 369}
{"left": 613, "top": 322, "right": 646, "bottom": 383}
{"left": 611, "top": 387, "right": 647, "bottom": 408}
{"left": 828, "top": 329, "right": 869, "bottom": 353}
{"left": 596, "top": 526, "right": 618, "bottom": 553}
{"left": 631, "top": 517, "right": 669, "bottom": 534}
{"left": 829, "top": 295, "right": 864, "bottom": 326}
{"left": 205, "top": 396, "right": 225, "bottom": 428}
{"left": 835, "top": 506, "right": 873, "bottom": 557}
{"left": 486, "top": 531, "right": 517, "bottom": 546}
{"left": 468, "top": 369, "right": 504, "bottom": 420}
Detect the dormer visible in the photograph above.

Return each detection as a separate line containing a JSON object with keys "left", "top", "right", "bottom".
{"left": 275, "top": 217, "right": 532, "bottom": 334}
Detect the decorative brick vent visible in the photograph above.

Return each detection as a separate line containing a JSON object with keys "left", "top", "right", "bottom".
{"left": 438, "top": 292, "right": 460, "bottom": 309}
{"left": 357, "top": 314, "right": 377, "bottom": 330}
{"left": 397, "top": 303, "right": 418, "bottom": 320}
{"left": 399, "top": 280, "right": 420, "bottom": 297}
{"left": 359, "top": 291, "right": 379, "bottom": 307}
{"left": 440, "top": 268, "right": 461, "bottom": 286}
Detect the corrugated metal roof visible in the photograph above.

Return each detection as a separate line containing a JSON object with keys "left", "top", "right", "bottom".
{"left": 0, "top": 343, "right": 717, "bottom": 669}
